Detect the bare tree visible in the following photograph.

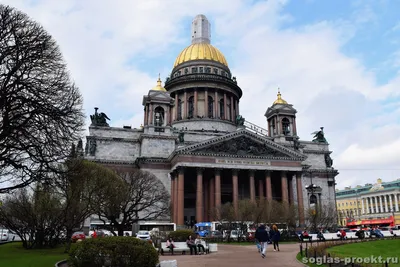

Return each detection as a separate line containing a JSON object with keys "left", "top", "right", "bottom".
{"left": 0, "top": 5, "right": 84, "bottom": 193}
{"left": 305, "top": 203, "right": 337, "bottom": 232}
{"left": 54, "top": 148, "right": 122, "bottom": 252}
{"left": 0, "top": 186, "right": 65, "bottom": 249}
{"left": 95, "top": 170, "right": 170, "bottom": 236}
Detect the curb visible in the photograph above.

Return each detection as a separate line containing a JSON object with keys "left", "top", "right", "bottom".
{"left": 55, "top": 259, "right": 67, "bottom": 267}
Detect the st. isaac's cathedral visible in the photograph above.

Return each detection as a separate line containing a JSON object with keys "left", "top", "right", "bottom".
{"left": 84, "top": 14, "right": 338, "bottom": 227}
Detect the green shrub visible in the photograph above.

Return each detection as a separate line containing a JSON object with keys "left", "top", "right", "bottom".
{"left": 168, "top": 229, "right": 195, "bottom": 242}
{"left": 68, "top": 237, "right": 158, "bottom": 267}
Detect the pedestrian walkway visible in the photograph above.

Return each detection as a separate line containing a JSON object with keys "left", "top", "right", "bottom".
{"left": 159, "top": 243, "right": 304, "bottom": 267}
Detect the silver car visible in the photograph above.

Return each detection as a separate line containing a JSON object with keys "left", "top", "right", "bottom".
{"left": 136, "top": 230, "right": 151, "bottom": 240}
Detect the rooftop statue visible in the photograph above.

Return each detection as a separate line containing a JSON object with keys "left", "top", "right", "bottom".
{"left": 90, "top": 107, "right": 110, "bottom": 127}
{"left": 236, "top": 115, "right": 245, "bottom": 126}
{"left": 311, "top": 127, "right": 327, "bottom": 143}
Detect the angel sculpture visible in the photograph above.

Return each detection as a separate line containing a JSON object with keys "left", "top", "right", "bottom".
{"left": 90, "top": 107, "right": 110, "bottom": 127}
{"left": 311, "top": 127, "right": 327, "bottom": 143}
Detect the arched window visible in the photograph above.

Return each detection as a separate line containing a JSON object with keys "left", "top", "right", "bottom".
{"left": 154, "top": 106, "right": 164, "bottom": 127}
{"left": 282, "top": 118, "right": 290, "bottom": 135}
{"left": 310, "top": 194, "right": 317, "bottom": 205}
{"left": 177, "top": 99, "right": 182, "bottom": 120}
{"left": 208, "top": 96, "right": 214, "bottom": 118}
{"left": 188, "top": 96, "right": 194, "bottom": 118}
{"left": 219, "top": 98, "right": 224, "bottom": 119}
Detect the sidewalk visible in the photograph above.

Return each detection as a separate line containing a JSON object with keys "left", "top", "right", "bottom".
{"left": 159, "top": 243, "right": 304, "bottom": 267}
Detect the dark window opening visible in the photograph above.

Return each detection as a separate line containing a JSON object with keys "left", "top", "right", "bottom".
{"left": 188, "top": 96, "right": 194, "bottom": 118}
{"left": 177, "top": 99, "right": 182, "bottom": 120}
{"left": 208, "top": 96, "right": 214, "bottom": 118}
{"left": 219, "top": 98, "right": 224, "bottom": 119}
{"left": 282, "top": 118, "right": 290, "bottom": 135}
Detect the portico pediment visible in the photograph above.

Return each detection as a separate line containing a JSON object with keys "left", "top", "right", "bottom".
{"left": 175, "top": 129, "right": 306, "bottom": 161}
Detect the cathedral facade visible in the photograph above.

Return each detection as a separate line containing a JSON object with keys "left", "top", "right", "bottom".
{"left": 85, "top": 14, "right": 338, "bottom": 227}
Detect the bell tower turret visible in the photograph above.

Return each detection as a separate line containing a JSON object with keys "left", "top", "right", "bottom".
{"left": 265, "top": 89, "right": 298, "bottom": 141}
{"left": 142, "top": 74, "right": 175, "bottom": 134}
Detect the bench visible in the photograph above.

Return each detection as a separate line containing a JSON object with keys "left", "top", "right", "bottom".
{"left": 160, "top": 240, "right": 209, "bottom": 255}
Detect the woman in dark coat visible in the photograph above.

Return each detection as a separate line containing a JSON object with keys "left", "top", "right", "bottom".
{"left": 271, "top": 224, "right": 280, "bottom": 251}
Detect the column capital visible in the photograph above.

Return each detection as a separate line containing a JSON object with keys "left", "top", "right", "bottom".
{"left": 248, "top": 169, "right": 255, "bottom": 176}
{"left": 176, "top": 167, "right": 185, "bottom": 175}
{"left": 296, "top": 172, "right": 302, "bottom": 179}
{"left": 169, "top": 172, "right": 176, "bottom": 179}
{"left": 231, "top": 169, "right": 238, "bottom": 176}
{"left": 281, "top": 171, "right": 288, "bottom": 177}
{"left": 264, "top": 170, "right": 271, "bottom": 176}
{"left": 196, "top": 167, "right": 205, "bottom": 175}
{"left": 214, "top": 168, "right": 222, "bottom": 175}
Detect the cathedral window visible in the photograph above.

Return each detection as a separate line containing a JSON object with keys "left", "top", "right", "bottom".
{"left": 205, "top": 67, "right": 211, "bottom": 73}
{"left": 208, "top": 96, "right": 214, "bottom": 118}
{"left": 282, "top": 117, "right": 290, "bottom": 135}
{"left": 221, "top": 70, "right": 225, "bottom": 76}
{"left": 219, "top": 98, "right": 224, "bottom": 119}
{"left": 188, "top": 96, "right": 194, "bottom": 118}
{"left": 213, "top": 68, "right": 218, "bottom": 74}
{"left": 192, "top": 67, "right": 198, "bottom": 73}
{"left": 177, "top": 99, "right": 182, "bottom": 120}
{"left": 199, "top": 67, "right": 204, "bottom": 73}
{"left": 310, "top": 194, "right": 317, "bottom": 205}
{"left": 185, "top": 68, "right": 189, "bottom": 74}
{"left": 154, "top": 106, "right": 164, "bottom": 127}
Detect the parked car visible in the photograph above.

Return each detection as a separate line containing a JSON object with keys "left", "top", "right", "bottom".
{"left": 210, "top": 230, "right": 223, "bottom": 239}
{"left": 0, "top": 229, "right": 9, "bottom": 241}
{"left": 71, "top": 231, "right": 86, "bottom": 242}
{"left": 136, "top": 231, "right": 151, "bottom": 240}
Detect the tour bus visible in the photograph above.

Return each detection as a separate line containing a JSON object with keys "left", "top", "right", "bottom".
{"left": 137, "top": 221, "right": 176, "bottom": 232}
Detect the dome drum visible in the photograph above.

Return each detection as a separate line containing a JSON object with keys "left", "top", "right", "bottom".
{"left": 165, "top": 73, "right": 242, "bottom": 98}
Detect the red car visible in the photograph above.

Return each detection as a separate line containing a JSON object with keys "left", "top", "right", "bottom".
{"left": 71, "top": 231, "right": 86, "bottom": 242}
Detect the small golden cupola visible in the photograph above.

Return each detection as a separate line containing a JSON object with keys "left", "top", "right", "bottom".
{"left": 151, "top": 74, "right": 166, "bottom": 92}
{"left": 273, "top": 89, "right": 288, "bottom": 105}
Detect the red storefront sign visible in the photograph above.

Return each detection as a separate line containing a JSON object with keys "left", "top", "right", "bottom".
{"left": 346, "top": 217, "right": 394, "bottom": 226}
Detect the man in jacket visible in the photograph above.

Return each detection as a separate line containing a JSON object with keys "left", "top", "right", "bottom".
{"left": 255, "top": 224, "right": 270, "bottom": 258}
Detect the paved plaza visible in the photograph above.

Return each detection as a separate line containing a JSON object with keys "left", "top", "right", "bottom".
{"left": 159, "top": 243, "right": 304, "bottom": 267}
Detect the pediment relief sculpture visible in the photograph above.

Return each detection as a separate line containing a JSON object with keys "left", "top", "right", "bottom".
{"left": 192, "top": 136, "right": 290, "bottom": 158}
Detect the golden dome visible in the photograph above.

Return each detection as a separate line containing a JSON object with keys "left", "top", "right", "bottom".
{"left": 151, "top": 75, "right": 166, "bottom": 91}
{"left": 173, "top": 43, "right": 228, "bottom": 68}
{"left": 273, "top": 89, "right": 288, "bottom": 105}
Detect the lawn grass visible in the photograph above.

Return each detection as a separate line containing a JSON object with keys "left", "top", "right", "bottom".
{"left": 0, "top": 242, "right": 67, "bottom": 267}
{"left": 296, "top": 252, "right": 327, "bottom": 267}
{"left": 299, "top": 239, "right": 400, "bottom": 267}
{"left": 327, "top": 239, "right": 400, "bottom": 266}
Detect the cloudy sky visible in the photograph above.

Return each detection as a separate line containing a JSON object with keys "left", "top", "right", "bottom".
{"left": 2, "top": 0, "right": 400, "bottom": 190}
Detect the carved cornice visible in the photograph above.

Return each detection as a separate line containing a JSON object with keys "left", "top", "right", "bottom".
{"left": 302, "top": 149, "right": 332, "bottom": 154}
{"left": 86, "top": 158, "right": 135, "bottom": 165}
{"left": 86, "top": 136, "right": 140, "bottom": 143}
{"left": 135, "top": 157, "right": 169, "bottom": 164}
{"left": 139, "top": 134, "right": 178, "bottom": 141}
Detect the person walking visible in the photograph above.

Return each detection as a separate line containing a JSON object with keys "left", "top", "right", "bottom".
{"left": 255, "top": 224, "right": 262, "bottom": 253}
{"left": 271, "top": 224, "right": 280, "bottom": 251}
{"left": 255, "top": 224, "right": 270, "bottom": 259}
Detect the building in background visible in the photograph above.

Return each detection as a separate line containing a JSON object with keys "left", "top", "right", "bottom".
{"left": 336, "top": 178, "right": 400, "bottom": 228}
{"left": 84, "top": 14, "right": 339, "bottom": 228}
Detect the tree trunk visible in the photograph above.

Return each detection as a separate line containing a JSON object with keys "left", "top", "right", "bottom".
{"left": 117, "top": 225, "right": 124, "bottom": 236}
{"left": 64, "top": 228, "right": 73, "bottom": 253}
